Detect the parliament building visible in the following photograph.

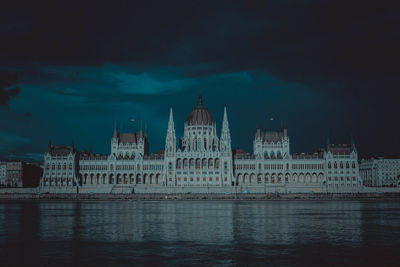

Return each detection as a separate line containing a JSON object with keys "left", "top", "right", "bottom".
{"left": 40, "top": 92, "right": 363, "bottom": 194}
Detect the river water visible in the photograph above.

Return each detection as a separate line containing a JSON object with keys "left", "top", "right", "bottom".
{"left": 0, "top": 200, "right": 399, "bottom": 266}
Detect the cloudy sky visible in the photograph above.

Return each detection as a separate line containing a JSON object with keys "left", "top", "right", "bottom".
{"left": 0, "top": 0, "right": 399, "bottom": 162}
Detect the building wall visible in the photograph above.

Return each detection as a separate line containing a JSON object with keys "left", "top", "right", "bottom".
{"left": 6, "top": 161, "right": 23, "bottom": 187}
{"left": 360, "top": 158, "right": 400, "bottom": 187}
{"left": 41, "top": 152, "right": 78, "bottom": 187}
{"left": 39, "top": 96, "right": 364, "bottom": 192}
{"left": 0, "top": 162, "right": 6, "bottom": 186}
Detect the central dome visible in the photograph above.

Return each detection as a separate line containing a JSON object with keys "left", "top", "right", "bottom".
{"left": 186, "top": 91, "right": 214, "bottom": 126}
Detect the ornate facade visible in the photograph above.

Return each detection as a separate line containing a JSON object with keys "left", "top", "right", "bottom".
{"left": 40, "top": 92, "right": 363, "bottom": 193}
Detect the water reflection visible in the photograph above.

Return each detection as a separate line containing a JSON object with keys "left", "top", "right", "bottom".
{"left": 0, "top": 200, "right": 399, "bottom": 266}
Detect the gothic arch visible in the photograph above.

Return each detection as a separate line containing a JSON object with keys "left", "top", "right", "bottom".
{"left": 285, "top": 173, "right": 290, "bottom": 183}
{"left": 250, "top": 173, "right": 256, "bottom": 184}
{"left": 177, "top": 158, "right": 182, "bottom": 169}
{"left": 237, "top": 173, "right": 243, "bottom": 185}
{"left": 305, "top": 173, "right": 311, "bottom": 183}
{"left": 265, "top": 173, "right": 270, "bottom": 184}
{"left": 189, "top": 158, "right": 194, "bottom": 169}
{"left": 312, "top": 173, "right": 317, "bottom": 183}
{"left": 278, "top": 173, "right": 283, "bottom": 184}
{"left": 271, "top": 173, "right": 276, "bottom": 184}
{"left": 299, "top": 173, "right": 305, "bottom": 183}
{"left": 208, "top": 158, "right": 214, "bottom": 168}
{"left": 202, "top": 158, "right": 207, "bottom": 169}
{"left": 292, "top": 173, "right": 298, "bottom": 183}
{"left": 244, "top": 173, "right": 249, "bottom": 185}
{"left": 257, "top": 173, "right": 262, "bottom": 184}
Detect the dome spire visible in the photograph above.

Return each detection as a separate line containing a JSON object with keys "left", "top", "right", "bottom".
{"left": 198, "top": 88, "right": 203, "bottom": 106}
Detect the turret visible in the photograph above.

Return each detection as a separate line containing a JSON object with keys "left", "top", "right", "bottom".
{"left": 350, "top": 135, "right": 356, "bottom": 152}
{"left": 165, "top": 106, "right": 176, "bottom": 154}
{"left": 113, "top": 121, "right": 118, "bottom": 138}
{"left": 220, "top": 106, "right": 232, "bottom": 153}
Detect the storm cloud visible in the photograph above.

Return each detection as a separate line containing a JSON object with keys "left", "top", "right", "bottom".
{"left": 0, "top": 0, "right": 399, "bottom": 161}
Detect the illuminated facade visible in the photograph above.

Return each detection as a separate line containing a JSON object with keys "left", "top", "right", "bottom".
{"left": 40, "top": 92, "right": 363, "bottom": 193}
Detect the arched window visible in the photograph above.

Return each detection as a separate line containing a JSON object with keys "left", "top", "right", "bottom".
{"left": 46, "top": 164, "right": 50, "bottom": 170}
{"left": 189, "top": 159, "right": 194, "bottom": 169}
{"left": 328, "top": 162, "right": 331, "bottom": 169}
{"left": 69, "top": 163, "right": 72, "bottom": 170}
{"left": 346, "top": 162, "right": 350, "bottom": 168}
{"left": 177, "top": 159, "right": 182, "bottom": 169}
{"left": 202, "top": 158, "right": 207, "bottom": 168}
{"left": 340, "top": 162, "right": 343, "bottom": 168}
{"left": 334, "top": 162, "right": 337, "bottom": 168}
{"left": 352, "top": 162, "right": 356, "bottom": 168}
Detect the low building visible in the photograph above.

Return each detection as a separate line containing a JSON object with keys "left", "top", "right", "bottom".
{"left": 6, "top": 161, "right": 23, "bottom": 187}
{"left": 360, "top": 156, "right": 400, "bottom": 187}
{"left": 0, "top": 161, "right": 6, "bottom": 186}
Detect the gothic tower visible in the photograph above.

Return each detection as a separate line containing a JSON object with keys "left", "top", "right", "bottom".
{"left": 165, "top": 106, "right": 177, "bottom": 185}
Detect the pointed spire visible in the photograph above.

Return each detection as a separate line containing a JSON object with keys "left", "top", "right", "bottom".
{"left": 223, "top": 106, "right": 228, "bottom": 123}
{"left": 139, "top": 121, "right": 143, "bottom": 139}
{"left": 71, "top": 138, "right": 74, "bottom": 149}
{"left": 350, "top": 134, "right": 356, "bottom": 151}
{"left": 165, "top": 106, "right": 176, "bottom": 154}
{"left": 197, "top": 88, "right": 203, "bottom": 106}
{"left": 169, "top": 106, "right": 174, "bottom": 123}
{"left": 256, "top": 127, "right": 261, "bottom": 138}
{"left": 113, "top": 121, "right": 118, "bottom": 138}
{"left": 283, "top": 120, "right": 288, "bottom": 137}
{"left": 89, "top": 145, "right": 93, "bottom": 154}
{"left": 220, "top": 106, "right": 231, "bottom": 153}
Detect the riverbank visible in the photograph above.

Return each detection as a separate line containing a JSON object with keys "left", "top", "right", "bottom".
{"left": 1, "top": 192, "right": 400, "bottom": 201}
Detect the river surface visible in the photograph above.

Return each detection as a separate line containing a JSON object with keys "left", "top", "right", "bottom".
{"left": 0, "top": 200, "right": 400, "bottom": 266}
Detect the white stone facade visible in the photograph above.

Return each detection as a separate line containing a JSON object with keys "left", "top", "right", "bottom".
{"left": 360, "top": 157, "right": 400, "bottom": 187}
{"left": 0, "top": 161, "right": 6, "bottom": 186}
{"left": 40, "top": 92, "right": 364, "bottom": 193}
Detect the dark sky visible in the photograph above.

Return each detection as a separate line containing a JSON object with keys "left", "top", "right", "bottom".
{"left": 0, "top": 0, "right": 399, "bottom": 162}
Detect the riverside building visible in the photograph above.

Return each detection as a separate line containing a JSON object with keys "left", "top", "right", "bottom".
{"left": 40, "top": 92, "right": 363, "bottom": 194}
{"left": 359, "top": 156, "right": 400, "bottom": 187}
